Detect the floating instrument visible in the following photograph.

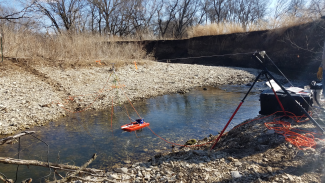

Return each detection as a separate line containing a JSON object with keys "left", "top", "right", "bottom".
{"left": 121, "top": 119, "right": 149, "bottom": 132}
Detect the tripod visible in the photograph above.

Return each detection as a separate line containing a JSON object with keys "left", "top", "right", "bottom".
{"left": 211, "top": 51, "right": 325, "bottom": 150}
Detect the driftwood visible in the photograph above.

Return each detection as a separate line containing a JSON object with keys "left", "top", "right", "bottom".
{"left": 50, "top": 154, "right": 98, "bottom": 183}
{"left": 0, "top": 174, "right": 10, "bottom": 183}
{"left": 0, "top": 173, "right": 13, "bottom": 183}
{"left": 0, "top": 132, "right": 105, "bottom": 182}
{"left": 21, "top": 178, "right": 32, "bottom": 183}
{"left": 67, "top": 176, "right": 111, "bottom": 182}
{"left": 0, "top": 156, "right": 104, "bottom": 175}
{"left": 0, "top": 131, "right": 35, "bottom": 145}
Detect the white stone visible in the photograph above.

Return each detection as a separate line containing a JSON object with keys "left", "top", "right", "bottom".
{"left": 144, "top": 172, "right": 151, "bottom": 180}
{"left": 108, "top": 174, "right": 120, "bottom": 180}
{"left": 137, "top": 171, "right": 143, "bottom": 177}
{"left": 231, "top": 171, "right": 242, "bottom": 179}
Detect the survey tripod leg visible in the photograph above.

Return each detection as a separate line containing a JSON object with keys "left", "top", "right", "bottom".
{"left": 253, "top": 52, "right": 325, "bottom": 133}
{"left": 210, "top": 71, "right": 265, "bottom": 150}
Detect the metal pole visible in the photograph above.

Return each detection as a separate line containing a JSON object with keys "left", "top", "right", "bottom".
{"left": 210, "top": 71, "right": 265, "bottom": 150}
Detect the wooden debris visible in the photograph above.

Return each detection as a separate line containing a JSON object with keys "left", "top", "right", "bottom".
{"left": 21, "top": 178, "right": 32, "bottom": 183}
{"left": 0, "top": 131, "right": 35, "bottom": 145}
{"left": 0, "top": 156, "right": 103, "bottom": 175}
{"left": 50, "top": 154, "right": 98, "bottom": 183}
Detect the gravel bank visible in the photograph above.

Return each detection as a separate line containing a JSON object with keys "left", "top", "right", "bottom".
{"left": 0, "top": 60, "right": 259, "bottom": 135}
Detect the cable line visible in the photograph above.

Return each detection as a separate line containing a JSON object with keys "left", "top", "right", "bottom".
{"left": 156, "top": 52, "right": 256, "bottom": 62}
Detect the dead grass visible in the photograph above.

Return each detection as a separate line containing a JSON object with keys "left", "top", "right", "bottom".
{"left": 2, "top": 25, "right": 154, "bottom": 67}
{"left": 188, "top": 15, "right": 316, "bottom": 38}
{"left": 0, "top": 13, "right": 319, "bottom": 66}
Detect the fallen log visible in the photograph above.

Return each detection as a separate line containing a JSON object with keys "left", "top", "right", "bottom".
{"left": 0, "top": 131, "right": 35, "bottom": 145}
{"left": 0, "top": 156, "right": 104, "bottom": 175}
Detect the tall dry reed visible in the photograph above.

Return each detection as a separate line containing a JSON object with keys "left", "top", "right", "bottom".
{"left": 2, "top": 25, "right": 153, "bottom": 66}
{"left": 188, "top": 14, "right": 316, "bottom": 38}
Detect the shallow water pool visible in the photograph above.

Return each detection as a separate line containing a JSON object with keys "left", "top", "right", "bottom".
{"left": 0, "top": 85, "right": 262, "bottom": 182}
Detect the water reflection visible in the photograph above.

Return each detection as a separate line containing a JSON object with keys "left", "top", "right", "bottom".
{"left": 0, "top": 86, "right": 261, "bottom": 181}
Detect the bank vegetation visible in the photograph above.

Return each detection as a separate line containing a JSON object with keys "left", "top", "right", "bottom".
{"left": 0, "top": 0, "right": 324, "bottom": 63}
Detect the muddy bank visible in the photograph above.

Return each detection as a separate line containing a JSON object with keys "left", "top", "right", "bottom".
{"left": 0, "top": 59, "right": 262, "bottom": 135}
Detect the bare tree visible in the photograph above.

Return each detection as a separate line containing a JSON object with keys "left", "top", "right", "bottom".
{"left": 87, "top": 0, "right": 100, "bottom": 33}
{"left": 157, "top": 0, "right": 178, "bottom": 38}
{"left": 0, "top": 1, "right": 35, "bottom": 21}
{"left": 308, "top": 0, "right": 325, "bottom": 18}
{"left": 173, "top": 0, "right": 199, "bottom": 38}
{"left": 229, "top": 0, "right": 267, "bottom": 30}
{"left": 89, "top": 0, "right": 124, "bottom": 35}
{"left": 33, "top": 0, "right": 86, "bottom": 34}
{"left": 212, "top": 0, "right": 228, "bottom": 23}
{"left": 127, "top": 0, "right": 159, "bottom": 39}
{"left": 287, "top": 0, "right": 306, "bottom": 17}
{"left": 0, "top": 0, "right": 295, "bottom": 39}
{"left": 196, "top": 0, "right": 211, "bottom": 24}
{"left": 273, "top": 0, "right": 290, "bottom": 20}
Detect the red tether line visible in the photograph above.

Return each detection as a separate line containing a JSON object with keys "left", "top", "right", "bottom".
{"left": 271, "top": 88, "right": 287, "bottom": 116}
{"left": 210, "top": 101, "right": 243, "bottom": 150}
{"left": 111, "top": 97, "right": 114, "bottom": 129}
{"left": 117, "top": 80, "right": 142, "bottom": 119}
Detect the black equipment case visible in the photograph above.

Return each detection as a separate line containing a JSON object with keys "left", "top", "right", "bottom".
{"left": 259, "top": 89, "right": 312, "bottom": 116}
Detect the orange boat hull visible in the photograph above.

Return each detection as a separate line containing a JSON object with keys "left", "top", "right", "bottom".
{"left": 121, "top": 122, "right": 149, "bottom": 132}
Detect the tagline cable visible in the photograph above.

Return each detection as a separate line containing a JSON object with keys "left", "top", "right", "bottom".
{"left": 156, "top": 52, "right": 256, "bottom": 62}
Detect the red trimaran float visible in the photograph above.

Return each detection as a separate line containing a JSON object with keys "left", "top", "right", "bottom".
{"left": 121, "top": 119, "right": 150, "bottom": 132}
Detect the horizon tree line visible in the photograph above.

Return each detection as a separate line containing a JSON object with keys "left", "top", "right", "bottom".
{"left": 0, "top": 0, "right": 324, "bottom": 39}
